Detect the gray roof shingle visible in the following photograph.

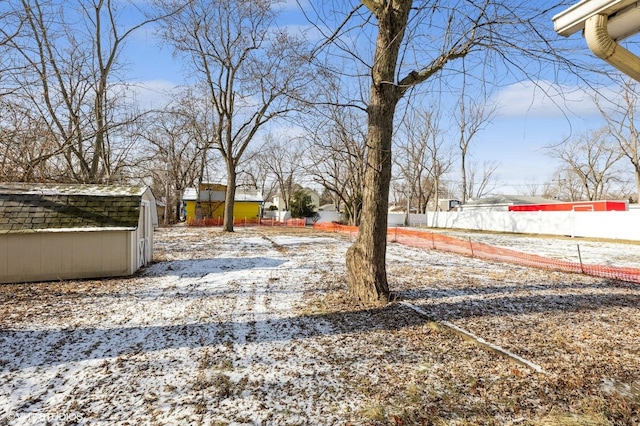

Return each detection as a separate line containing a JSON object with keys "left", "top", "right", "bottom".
{"left": 0, "top": 183, "right": 146, "bottom": 233}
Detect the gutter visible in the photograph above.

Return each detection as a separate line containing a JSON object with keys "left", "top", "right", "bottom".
{"left": 584, "top": 13, "right": 640, "bottom": 81}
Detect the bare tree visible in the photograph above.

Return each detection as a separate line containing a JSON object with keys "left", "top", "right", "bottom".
{"left": 337, "top": 1, "right": 412, "bottom": 304}
{"left": 466, "top": 160, "right": 499, "bottom": 200}
{"left": 304, "top": 107, "right": 367, "bottom": 226}
{"left": 139, "top": 90, "right": 218, "bottom": 223}
{"left": 394, "top": 108, "right": 452, "bottom": 221}
{"left": 548, "top": 170, "right": 587, "bottom": 201}
{"left": 596, "top": 79, "right": 640, "bottom": 202}
{"left": 155, "top": 0, "right": 312, "bottom": 232}
{"left": 304, "top": 0, "right": 594, "bottom": 304}
{"left": 517, "top": 180, "right": 553, "bottom": 198}
{"left": 0, "top": 9, "right": 20, "bottom": 43}
{"left": 2, "top": 0, "right": 161, "bottom": 183}
{"left": 546, "top": 128, "right": 624, "bottom": 201}
{"left": 0, "top": 100, "right": 62, "bottom": 181}
{"left": 237, "top": 151, "right": 278, "bottom": 208}
{"left": 455, "top": 70, "right": 497, "bottom": 203}
{"left": 0, "top": 7, "right": 23, "bottom": 88}
{"left": 254, "top": 133, "right": 305, "bottom": 212}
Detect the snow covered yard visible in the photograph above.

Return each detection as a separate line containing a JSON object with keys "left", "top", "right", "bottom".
{"left": 429, "top": 228, "right": 640, "bottom": 269}
{"left": 1, "top": 225, "right": 639, "bottom": 425}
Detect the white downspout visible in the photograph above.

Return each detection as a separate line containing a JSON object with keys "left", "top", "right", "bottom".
{"left": 584, "top": 13, "right": 640, "bottom": 81}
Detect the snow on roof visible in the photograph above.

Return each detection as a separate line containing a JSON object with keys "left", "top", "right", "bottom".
{"left": 234, "top": 190, "right": 263, "bottom": 202}
{"left": 182, "top": 187, "right": 198, "bottom": 201}
{"left": 464, "top": 194, "right": 559, "bottom": 206}
{"left": 182, "top": 187, "right": 263, "bottom": 202}
{"left": 318, "top": 203, "right": 336, "bottom": 211}
{"left": 0, "top": 182, "right": 148, "bottom": 197}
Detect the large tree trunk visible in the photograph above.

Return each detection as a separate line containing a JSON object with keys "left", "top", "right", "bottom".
{"left": 223, "top": 160, "right": 236, "bottom": 232}
{"left": 345, "top": 99, "right": 396, "bottom": 304}
{"left": 345, "top": 1, "right": 410, "bottom": 305}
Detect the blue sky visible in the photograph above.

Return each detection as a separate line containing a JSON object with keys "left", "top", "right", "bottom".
{"left": 118, "top": 0, "right": 628, "bottom": 196}
{"left": 478, "top": 82, "right": 610, "bottom": 193}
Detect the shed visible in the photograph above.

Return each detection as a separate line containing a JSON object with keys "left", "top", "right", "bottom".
{"left": 0, "top": 183, "right": 158, "bottom": 284}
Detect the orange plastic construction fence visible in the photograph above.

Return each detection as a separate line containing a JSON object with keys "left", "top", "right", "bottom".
{"left": 313, "top": 222, "right": 640, "bottom": 285}
{"left": 187, "top": 217, "right": 306, "bottom": 228}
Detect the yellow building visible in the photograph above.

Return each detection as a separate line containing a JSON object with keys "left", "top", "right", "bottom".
{"left": 183, "top": 184, "right": 263, "bottom": 225}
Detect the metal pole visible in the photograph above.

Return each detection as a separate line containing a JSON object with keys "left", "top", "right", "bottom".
{"left": 577, "top": 244, "right": 584, "bottom": 273}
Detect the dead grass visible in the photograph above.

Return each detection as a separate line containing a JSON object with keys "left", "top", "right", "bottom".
{"left": 1, "top": 225, "right": 639, "bottom": 425}
{"left": 294, "top": 233, "right": 640, "bottom": 425}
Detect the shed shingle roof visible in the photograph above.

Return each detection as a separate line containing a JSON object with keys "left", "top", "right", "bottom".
{"left": 0, "top": 183, "right": 145, "bottom": 233}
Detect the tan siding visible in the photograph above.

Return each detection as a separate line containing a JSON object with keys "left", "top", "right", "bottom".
{"left": 72, "top": 233, "right": 101, "bottom": 274}
{"left": 40, "top": 233, "right": 65, "bottom": 276}
{"left": 9, "top": 235, "right": 42, "bottom": 278}
{"left": 0, "top": 231, "right": 132, "bottom": 284}
{"left": 0, "top": 236, "right": 7, "bottom": 278}
{"left": 97, "top": 232, "right": 129, "bottom": 272}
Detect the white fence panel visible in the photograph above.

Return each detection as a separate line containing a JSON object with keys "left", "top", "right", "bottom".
{"left": 316, "top": 211, "right": 344, "bottom": 223}
{"left": 388, "top": 213, "right": 405, "bottom": 227}
{"left": 405, "top": 210, "right": 640, "bottom": 241}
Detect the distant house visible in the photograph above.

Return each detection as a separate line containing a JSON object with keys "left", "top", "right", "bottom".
{"left": 388, "top": 204, "right": 417, "bottom": 214}
{"left": 273, "top": 188, "right": 320, "bottom": 212}
{"left": 182, "top": 183, "right": 263, "bottom": 223}
{"left": 318, "top": 203, "right": 337, "bottom": 212}
{"left": 155, "top": 198, "right": 167, "bottom": 224}
{"left": 460, "top": 195, "right": 560, "bottom": 211}
{"left": 0, "top": 183, "right": 157, "bottom": 284}
{"left": 438, "top": 199, "right": 461, "bottom": 212}
{"left": 466, "top": 195, "right": 628, "bottom": 212}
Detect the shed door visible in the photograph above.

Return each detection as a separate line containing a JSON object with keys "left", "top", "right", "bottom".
{"left": 138, "top": 202, "right": 149, "bottom": 268}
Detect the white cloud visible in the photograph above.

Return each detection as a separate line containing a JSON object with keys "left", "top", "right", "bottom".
{"left": 276, "top": 0, "right": 308, "bottom": 11}
{"left": 492, "top": 80, "right": 608, "bottom": 119}
{"left": 281, "top": 23, "right": 326, "bottom": 42}
{"left": 127, "top": 79, "right": 179, "bottom": 110}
